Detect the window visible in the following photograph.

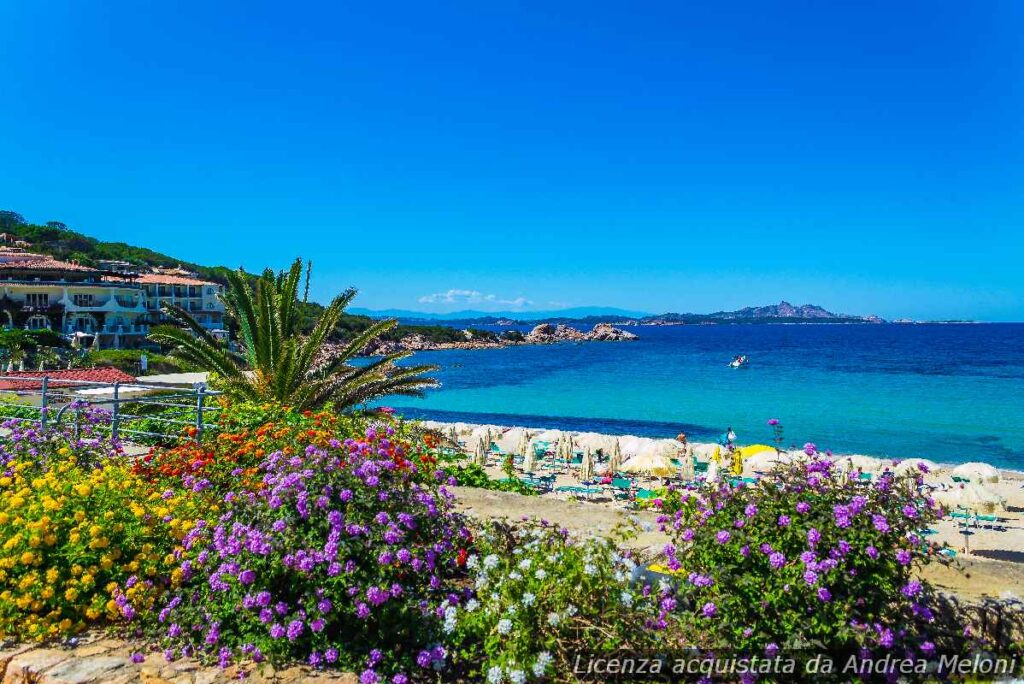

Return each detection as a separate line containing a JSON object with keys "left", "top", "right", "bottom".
{"left": 26, "top": 315, "right": 49, "bottom": 330}
{"left": 73, "top": 294, "right": 94, "bottom": 307}
{"left": 25, "top": 293, "right": 48, "bottom": 307}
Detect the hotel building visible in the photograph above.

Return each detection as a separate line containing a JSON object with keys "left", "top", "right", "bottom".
{"left": 0, "top": 249, "right": 226, "bottom": 348}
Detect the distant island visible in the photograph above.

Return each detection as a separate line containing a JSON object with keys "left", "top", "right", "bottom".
{"left": 356, "top": 300, "right": 886, "bottom": 327}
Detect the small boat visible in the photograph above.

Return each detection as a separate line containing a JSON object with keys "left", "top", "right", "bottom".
{"left": 728, "top": 355, "right": 749, "bottom": 368}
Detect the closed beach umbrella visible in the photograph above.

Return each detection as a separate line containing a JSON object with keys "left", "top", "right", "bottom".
{"left": 619, "top": 452, "right": 675, "bottom": 477}
{"left": 705, "top": 459, "right": 720, "bottom": 483}
{"left": 580, "top": 448, "right": 594, "bottom": 481}
{"left": 516, "top": 431, "right": 532, "bottom": 458}
{"left": 951, "top": 462, "right": 1000, "bottom": 484}
{"left": 473, "top": 438, "right": 488, "bottom": 466}
{"left": 522, "top": 447, "right": 536, "bottom": 474}
{"left": 608, "top": 440, "right": 623, "bottom": 474}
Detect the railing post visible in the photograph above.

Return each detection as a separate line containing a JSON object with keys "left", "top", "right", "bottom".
{"left": 194, "top": 383, "right": 205, "bottom": 442}
{"left": 40, "top": 375, "right": 48, "bottom": 430}
{"left": 112, "top": 382, "right": 120, "bottom": 440}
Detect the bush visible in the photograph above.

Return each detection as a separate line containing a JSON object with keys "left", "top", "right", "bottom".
{"left": 82, "top": 349, "right": 184, "bottom": 375}
{"left": 0, "top": 414, "right": 200, "bottom": 640}
{"left": 441, "top": 463, "right": 537, "bottom": 497}
{"left": 448, "top": 520, "right": 666, "bottom": 682}
{"left": 148, "top": 419, "right": 471, "bottom": 680}
{"left": 660, "top": 447, "right": 945, "bottom": 657}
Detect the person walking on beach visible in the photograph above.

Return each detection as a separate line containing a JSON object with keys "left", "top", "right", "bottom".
{"left": 675, "top": 432, "right": 693, "bottom": 460}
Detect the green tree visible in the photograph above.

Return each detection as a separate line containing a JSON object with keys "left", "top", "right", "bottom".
{"left": 0, "top": 211, "right": 26, "bottom": 230}
{"left": 148, "top": 259, "right": 438, "bottom": 411}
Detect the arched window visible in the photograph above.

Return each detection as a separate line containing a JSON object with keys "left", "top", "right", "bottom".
{"left": 26, "top": 315, "right": 50, "bottom": 330}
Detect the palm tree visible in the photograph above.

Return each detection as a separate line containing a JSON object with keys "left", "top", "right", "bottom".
{"left": 148, "top": 259, "right": 438, "bottom": 411}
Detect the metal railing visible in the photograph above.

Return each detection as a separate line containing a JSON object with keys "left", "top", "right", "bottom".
{"left": 0, "top": 374, "right": 222, "bottom": 443}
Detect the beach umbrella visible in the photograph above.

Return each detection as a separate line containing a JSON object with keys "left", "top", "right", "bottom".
{"left": 522, "top": 447, "right": 536, "bottom": 474}
{"left": 497, "top": 427, "right": 525, "bottom": 454}
{"left": 534, "top": 429, "right": 562, "bottom": 444}
{"left": 608, "top": 440, "right": 622, "bottom": 474}
{"left": 743, "top": 450, "right": 786, "bottom": 476}
{"left": 892, "top": 458, "right": 940, "bottom": 479}
{"left": 516, "top": 431, "right": 531, "bottom": 458}
{"left": 705, "top": 459, "right": 721, "bottom": 483}
{"left": 951, "top": 462, "right": 1000, "bottom": 484}
{"left": 619, "top": 452, "right": 675, "bottom": 477}
{"left": 736, "top": 444, "right": 776, "bottom": 460}
{"left": 580, "top": 448, "right": 594, "bottom": 481}
{"left": 473, "top": 438, "right": 488, "bottom": 466}
{"left": 840, "top": 455, "right": 883, "bottom": 474}
{"left": 934, "top": 483, "right": 1005, "bottom": 514}
{"left": 677, "top": 450, "right": 695, "bottom": 481}
{"left": 453, "top": 422, "right": 474, "bottom": 436}
{"left": 643, "top": 440, "right": 685, "bottom": 460}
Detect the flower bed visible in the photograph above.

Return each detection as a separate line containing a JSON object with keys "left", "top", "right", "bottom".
{"left": 0, "top": 405, "right": 996, "bottom": 682}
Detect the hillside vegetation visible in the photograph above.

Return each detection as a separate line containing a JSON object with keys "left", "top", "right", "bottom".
{"left": 0, "top": 210, "right": 467, "bottom": 344}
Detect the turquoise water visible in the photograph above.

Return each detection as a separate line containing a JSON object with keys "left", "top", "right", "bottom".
{"left": 387, "top": 324, "right": 1024, "bottom": 469}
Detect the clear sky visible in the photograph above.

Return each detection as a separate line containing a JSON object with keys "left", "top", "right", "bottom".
{"left": 2, "top": 1, "right": 1022, "bottom": 320}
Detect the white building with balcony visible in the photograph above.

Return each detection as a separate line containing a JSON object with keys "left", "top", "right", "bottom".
{"left": 0, "top": 250, "right": 230, "bottom": 349}
{"left": 0, "top": 249, "right": 150, "bottom": 347}
{"left": 132, "top": 273, "right": 226, "bottom": 337}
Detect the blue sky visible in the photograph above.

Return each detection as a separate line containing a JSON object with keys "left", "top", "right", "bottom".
{"left": 1, "top": 1, "right": 1022, "bottom": 320}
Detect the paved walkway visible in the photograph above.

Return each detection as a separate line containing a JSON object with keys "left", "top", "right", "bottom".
{"left": 0, "top": 631, "right": 356, "bottom": 683}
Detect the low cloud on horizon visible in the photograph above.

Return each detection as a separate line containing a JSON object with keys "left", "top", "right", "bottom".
{"left": 417, "top": 288, "right": 533, "bottom": 310}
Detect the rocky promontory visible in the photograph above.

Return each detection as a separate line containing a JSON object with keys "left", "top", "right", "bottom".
{"left": 361, "top": 322, "right": 637, "bottom": 355}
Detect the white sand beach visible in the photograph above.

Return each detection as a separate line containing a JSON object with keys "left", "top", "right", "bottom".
{"left": 418, "top": 420, "right": 1024, "bottom": 600}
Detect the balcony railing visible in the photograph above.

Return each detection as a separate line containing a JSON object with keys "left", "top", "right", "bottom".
{"left": 61, "top": 324, "right": 149, "bottom": 335}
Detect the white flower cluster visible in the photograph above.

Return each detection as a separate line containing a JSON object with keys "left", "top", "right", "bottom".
{"left": 443, "top": 605, "right": 458, "bottom": 634}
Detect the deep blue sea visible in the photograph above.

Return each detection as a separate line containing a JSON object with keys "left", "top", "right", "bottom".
{"left": 386, "top": 324, "right": 1024, "bottom": 470}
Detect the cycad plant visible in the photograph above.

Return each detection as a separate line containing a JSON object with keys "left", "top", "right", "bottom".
{"left": 148, "top": 259, "right": 438, "bottom": 411}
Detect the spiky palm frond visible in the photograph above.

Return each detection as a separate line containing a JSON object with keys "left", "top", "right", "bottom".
{"left": 148, "top": 258, "right": 438, "bottom": 411}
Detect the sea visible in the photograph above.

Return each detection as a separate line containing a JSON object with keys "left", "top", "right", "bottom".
{"left": 384, "top": 323, "right": 1024, "bottom": 470}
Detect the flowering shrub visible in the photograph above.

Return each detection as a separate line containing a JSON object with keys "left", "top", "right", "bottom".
{"left": 151, "top": 422, "right": 471, "bottom": 681}
{"left": 448, "top": 520, "right": 667, "bottom": 682}
{"left": 660, "top": 449, "right": 945, "bottom": 656}
{"left": 134, "top": 404, "right": 373, "bottom": 492}
{"left": 0, "top": 418, "right": 199, "bottom": 640}
{"left": 440, "top": 463, "right": 537, "bottom": 497}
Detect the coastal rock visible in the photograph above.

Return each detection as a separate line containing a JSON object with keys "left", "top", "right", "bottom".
{"left": 355, "top": 322, "right": 637, "bottom": 356}
{"left": 587, "top": 322, "right": 639, "bottom": 341}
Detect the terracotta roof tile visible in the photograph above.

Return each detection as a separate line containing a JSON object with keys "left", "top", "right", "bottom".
{"left": 0, "top": 254, "right": 98, "bottom": 272}
{"left": 0, "top": 368, "right": 137, "bottom": 390}
{"left": 131, "top": 274, "right": 220, "bottom": 287}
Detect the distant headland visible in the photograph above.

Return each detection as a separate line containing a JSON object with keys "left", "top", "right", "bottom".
{"left": 353, "top": 300, "right": 886, "bottom": 327}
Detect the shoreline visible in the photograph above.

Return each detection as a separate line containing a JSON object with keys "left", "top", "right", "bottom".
{"left": 406, "top": 416, "right": 1024, "bottom": 478}
{"left": 426, "top": 421, "right": 1024, "bottom": 591}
